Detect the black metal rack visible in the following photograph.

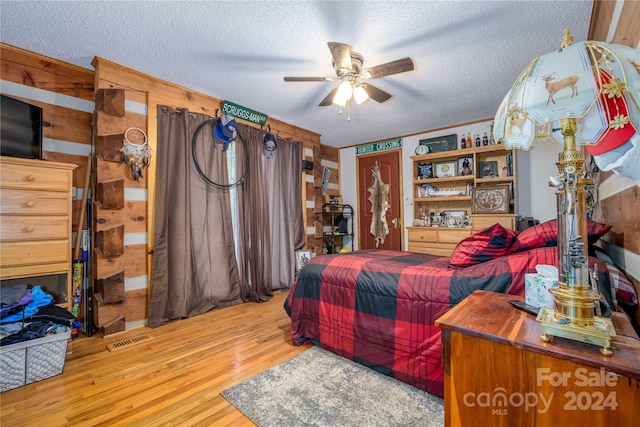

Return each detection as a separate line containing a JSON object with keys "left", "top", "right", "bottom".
{"left": 322, "top": 203, "right": 354, "bottom": 254}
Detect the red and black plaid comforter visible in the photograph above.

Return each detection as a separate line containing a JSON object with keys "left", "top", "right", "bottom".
{"left": 285, "top": 247, "right": 558, "bottom": 397}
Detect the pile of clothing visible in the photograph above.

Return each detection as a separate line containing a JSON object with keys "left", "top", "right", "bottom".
{"left": 0, "top": 284, "right": 78, "bottom": 345}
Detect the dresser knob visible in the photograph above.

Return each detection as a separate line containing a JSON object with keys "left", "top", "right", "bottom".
{"left": 26, "top": 175, "right": 36, "bottom": 182}
{"left": 24, "top": 226, "right": 35, "bottom": 233}
{"left": 25, "top": 200, "right": 35, "bottom": 207}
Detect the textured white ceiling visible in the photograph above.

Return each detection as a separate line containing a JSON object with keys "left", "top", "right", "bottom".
{"left": 0, "top": 1, "right": 594, "bottom": 148}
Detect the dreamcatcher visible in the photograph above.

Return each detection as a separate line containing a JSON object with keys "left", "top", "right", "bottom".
{"left": 120, "top": 127, "right": 151, "bottom": 181}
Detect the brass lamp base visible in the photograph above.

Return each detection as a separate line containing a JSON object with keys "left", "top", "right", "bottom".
{"left": 549, "top": 286, "right": 599, "bottom": 327}
{"left": 537, "top": 307, "right": 616, "bottom": 356}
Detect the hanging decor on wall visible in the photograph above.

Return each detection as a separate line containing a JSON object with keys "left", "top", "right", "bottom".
{"left": 321, "top": 167, "right": 330, "bottom": 195}
{"left": 368, "top": 161, "right": 390, "bottom": 247}
{"left": 191, "top": 115, "right": 249, "bottom": 190}
{"left": 120, "top": 127, "right": 151, "bottom": 181}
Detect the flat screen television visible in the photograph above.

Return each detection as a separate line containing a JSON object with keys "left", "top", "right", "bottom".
{"left": 0, "top": 94, "right": 43, "bottom": 159}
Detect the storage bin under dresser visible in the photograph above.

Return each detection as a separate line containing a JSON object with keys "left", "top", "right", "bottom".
{"left": 0, "top": 156, "right": 77, "bottom": 310}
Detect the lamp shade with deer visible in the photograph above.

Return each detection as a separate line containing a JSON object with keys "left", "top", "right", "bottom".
{"left": 493, "top": 30, "right": 639, "bottom": 154}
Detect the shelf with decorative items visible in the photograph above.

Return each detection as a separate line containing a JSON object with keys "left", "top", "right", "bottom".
{"left": 408, "top": 142, "right": 518, "bottom": 256}
{"left": 322, "top": 203, "right": 354, "bottom": 254}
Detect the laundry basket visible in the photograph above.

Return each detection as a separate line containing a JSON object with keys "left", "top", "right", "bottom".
{"left": 0, "top": 326, "right": 71, "bottom": 392}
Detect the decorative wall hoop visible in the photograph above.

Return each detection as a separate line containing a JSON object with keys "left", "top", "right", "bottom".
{"left": 121, "top": 127, "right": 151, "bottom": 181}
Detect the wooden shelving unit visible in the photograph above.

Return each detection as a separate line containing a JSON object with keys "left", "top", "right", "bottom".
{"left": 407, "top": 143, "right": 518, "bottom": 256}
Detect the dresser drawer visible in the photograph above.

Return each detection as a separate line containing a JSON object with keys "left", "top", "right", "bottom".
{"left": 0, "top": 161, "right": 72, "bottom": 192}
{"left": 0, "top": 240, "right": 70, "bottom": 269}
{"left": 408, "top": 241, "right": 456, "bottom": 257}
{"left": 408, "top": 228, "right": 438, "bottom": 242}
{"left": 0, "top": 189, "right": 70, "bottom": 215}
{"left": 0, "top": 216, "right": 70, "bottom": 241}
{"left": 438, "top": 229, "right": 472, "bottom": 244}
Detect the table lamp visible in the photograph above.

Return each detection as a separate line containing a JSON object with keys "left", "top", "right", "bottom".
{"left": 493, "top": 29, "right": 640, "bottom": 355}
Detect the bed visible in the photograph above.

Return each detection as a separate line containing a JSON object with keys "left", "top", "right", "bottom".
{"left": 285, "top": 221, "right": 638, "bottom": 398}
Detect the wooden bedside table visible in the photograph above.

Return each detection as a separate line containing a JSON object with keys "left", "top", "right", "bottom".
{"left": 435, "top": 290, "right": 640, "bottom": 427}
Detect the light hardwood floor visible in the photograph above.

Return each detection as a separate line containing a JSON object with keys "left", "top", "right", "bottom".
{"left": 0, "top": 290, "right": 311, "bottom": 426}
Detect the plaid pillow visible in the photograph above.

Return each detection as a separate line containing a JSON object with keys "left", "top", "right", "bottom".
{"left": 449, "top": 223, "right": 518, "bottom": 269}
{"left": 607, "top": 263, "right": 639, "bottom": 305}
{"left": 594, "top": 250, "right": 638, "bottom": 306}
{"left": 509, "top": 219, "right": 611, "bottom": 254}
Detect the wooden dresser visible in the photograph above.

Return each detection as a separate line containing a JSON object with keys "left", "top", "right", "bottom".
{"left": 435, "top": 290, "right": 640, "bottom": 426}
{"left": 407, "top": 215, "right": 516, "bottom": 256}
{"left": 0, "top": 156, "right": 77, "bottom": 310}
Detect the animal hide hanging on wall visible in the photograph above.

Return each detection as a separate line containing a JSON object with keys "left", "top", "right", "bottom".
{"left": 368, "top": 161, "right": 390, "bottom": 247}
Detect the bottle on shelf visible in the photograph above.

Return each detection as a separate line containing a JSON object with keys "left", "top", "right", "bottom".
{"left": 467, "top": 133, "right": 473, "bottom": 148}
{"left": 482, "top": 132, "right": 489, "bottom": 146}
{"left": 460, "top": 134, "right": 466, "bottom": 149}
{"left": 475, "top": 134, "right": 481, "bottom": 147}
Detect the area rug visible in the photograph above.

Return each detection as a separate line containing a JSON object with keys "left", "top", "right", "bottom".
{"left": 221, "top": 346, "right": 444, "bottom": 426}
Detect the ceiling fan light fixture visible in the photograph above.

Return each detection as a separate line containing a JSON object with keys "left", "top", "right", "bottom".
{"left": 353, "top": 85, "right": 369, "bottom": 104}
{"left": 285, "top": 41, "right": 415, "bottom": 109}
{"left": 333, "top": 80, "right": 353, "bottom": 106}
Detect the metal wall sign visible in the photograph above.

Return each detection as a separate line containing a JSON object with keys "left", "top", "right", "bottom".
{"left": 221, "top": 100, "right": 268, "bottom": 126}
{"left": 355, "top": 138, "right": 403, "bottom": 155}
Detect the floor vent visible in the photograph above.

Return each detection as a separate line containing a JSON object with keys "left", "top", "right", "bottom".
{"left": 106, "top": 334, "right": 155, "bottom": 352}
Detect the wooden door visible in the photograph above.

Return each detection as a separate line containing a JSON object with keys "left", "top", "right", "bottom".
{"left": 357, "top": 150, "right": 403, "bottom": 250}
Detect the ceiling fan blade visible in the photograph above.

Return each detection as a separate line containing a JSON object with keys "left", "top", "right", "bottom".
{"left": 364, "top": 57, "right": 415, "bottom": 79}
{"left": 284, "top": 76, "right": 332, "bottom": 82}
{"left": 362, "top": 84, "right": 392, "bottom": 103}
{"left": 328, "top": 42, "right": 353, "bottom": 74}
{"left": 319, "top": 87, "right": 339, "bottom": 106}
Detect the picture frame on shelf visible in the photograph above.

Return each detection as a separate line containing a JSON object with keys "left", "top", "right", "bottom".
{"left": 295, "top": 249, "right": 311, "bottom": 273}
{"left": 419, "top": 134, "right": 457, "bottom": 153}
{"left": 443, "top": 210, "right": 467, "bottom": 228}
{"left": 434, "top": 160, "right": 457, "bottom": 178}
{"left": 430, "top": 212, "right": 442, "bottom": 226}
{"left": 444, "top": 210, "right": 467, "bottom": 218}
{"left": 471, "top": 185, "right": 510, "bottom": 214}
{"left": 478, "top": 160, "right": 498, "bottom": 178}
{"left": 458, "top": 157, "right": 473, "bottom": 176}
{"left": 417, "top": 162, "right": 433, "bottom": 179}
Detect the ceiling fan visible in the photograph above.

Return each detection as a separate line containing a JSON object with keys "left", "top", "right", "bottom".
{"left": 284, "top": 42, "right": 415, "bottom": 107}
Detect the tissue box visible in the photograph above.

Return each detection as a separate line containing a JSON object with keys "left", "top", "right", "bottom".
{"left": 525, "top": 274, "right": 559, "bottom": 309}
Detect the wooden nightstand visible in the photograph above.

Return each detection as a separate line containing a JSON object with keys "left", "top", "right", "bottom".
{"left": 435, "top": 290, "right": 640, "bottom": 426}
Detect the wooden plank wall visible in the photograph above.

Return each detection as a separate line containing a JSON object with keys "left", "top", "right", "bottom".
{"left": 0, "top": 42, "right": 94, "bottom": 310}
{"left": 588, "top": 0, "right": 640, "bottom": 324}
{"left": 91, "top": 88, "right": 149, "bottom": 334}
{"left": 91, "top": 57, "right": 325, "bottom": 332}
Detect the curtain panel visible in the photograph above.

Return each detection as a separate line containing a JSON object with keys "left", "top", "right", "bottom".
{"left": 235, "top": 124, "right": 304, "bottom": 302}
{"left": 149, "top": 107, "right": 243, "bottom": 328}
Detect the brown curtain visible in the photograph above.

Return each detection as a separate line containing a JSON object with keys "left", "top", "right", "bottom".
{"left": 235, "top": 124, "right": 304, "bottom": 301}
{"left": 148, "top": 106, "right": 243, "bottom": 328}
